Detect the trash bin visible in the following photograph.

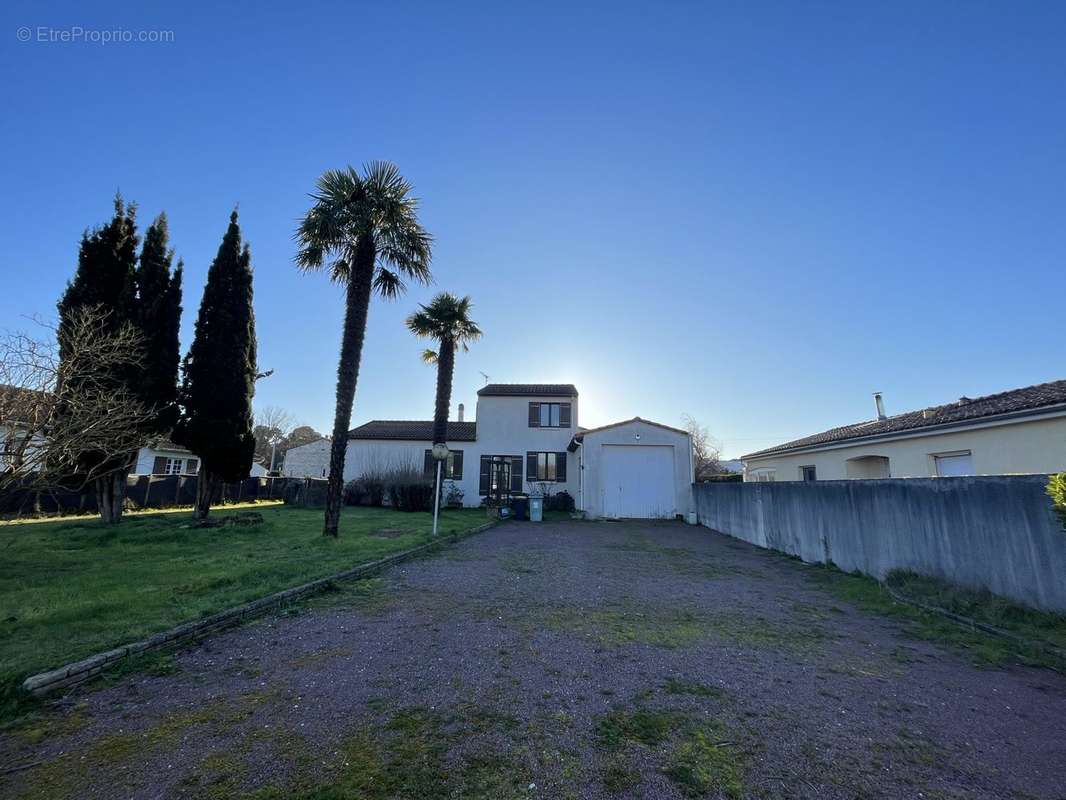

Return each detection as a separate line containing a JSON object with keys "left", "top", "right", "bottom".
{"left": 512, "top": 494, "right": 529, "bottom": 521}
{"left": 529, "top": 495, "right": 543, "bottom": 522}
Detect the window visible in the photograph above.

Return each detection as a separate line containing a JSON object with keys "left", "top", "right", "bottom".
{"left": 751, "top": 468, "right": 776, "bottom": 482}
{"left": 423, "top": 449, "right": 464, "bottom": 480}
{"left": 526, "top": 451, "right": 568, "bottom": 482}
{"left": 933, "top": 451, "right": 974, "bottom": 477}
{"left": 800, "top": 465, "right": 817, "bottom": 482}
{"left": 528, "top": 402, "right": 572, "bottom": 428}
{"left": 479, "top": 455, "right": 524, "bottom": 496}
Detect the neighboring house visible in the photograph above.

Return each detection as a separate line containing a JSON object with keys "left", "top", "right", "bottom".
{"left": 282, "top": 436, "right": 331, "bottom": 478}
{"left": 742, "top": 379, "right": 1066, "bottom": 482}
{"left": 133, "top": 440, "right": 269, "bottom": 477}
{"left": 283, "top": 382, "right": 694, "bottom": 519}
{"left": 134, "top": 440, "right": 200, "bottom": 476}
{"left": 0, "top": 384, "right": 48, "bottom": 472}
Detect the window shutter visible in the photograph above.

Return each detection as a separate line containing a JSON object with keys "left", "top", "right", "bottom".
{"left": 528, "top": 402, "right": 540, "bottom": 427}
{"left": 559, "top": 403, "right": 572, "bottom": 428}
{"left": 510, "top": 456, "right": 523, "bottom": 493}
{"left": 452, "top": 450, "right": 463, "bottom": 480}
{"left": 526, "top": 452, "right": 538, "bottom": 481}
{"left": 186, "top": 459, "right": 199, "bottom": 475}
{"left": 424, "top": 449, "right": 434, "bottom": 477}
{"left": 556, "top": 452, "right": 567, "bottom": 482}
{"left": 152, "top": 456, "right": 167, "bottom": 475}
{"left": 479, "top": 456, "right": 490, "bottom": 495}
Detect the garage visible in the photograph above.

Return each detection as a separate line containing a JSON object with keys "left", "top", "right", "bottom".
{"left": 572, "top": 417, "right": 694, "bottom": 520}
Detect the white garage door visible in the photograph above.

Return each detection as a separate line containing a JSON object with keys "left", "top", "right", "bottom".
{"left": 601, "top": 445, "right": 676, "bottom": 519}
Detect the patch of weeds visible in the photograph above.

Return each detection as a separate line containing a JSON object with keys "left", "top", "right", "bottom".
{"left": 596, "top": 709, "right": 689, "bottom": 749}
{"left": 304, "top": 577, "right": 394, "bottom": 614}
{"left": 663, "top": 723, "right": 746, "bottom": 799}
{"left": 807, "top": 566, "right": 1066, "bottom": 669}
{"left": 872, "top": 726, "right": 945, "bottom": 768}
{"left": 662, "top": 678, "right": 726, "bottom": 698}
{"left": 10, "top": 701, "right": 90, "bottom": 745}
{"left": 289, "top": 646, "right": 352, "bottom": 669}
{"left": 602, "top": 755, "right": 642, "bottom": 793}
{"left": 595, "top": 709, "right": 748, "bottom": 799}
{"left": 705, "top": 611, "right": 829, "bottom": 654}
{"left": 500, "top": 552, "right": 541, "bottom": 574}
{"left": 12, "top": 686, "right": 285, "bottom": 800}
{"left": 545, "top": 606, "right": 712, "bottom": 649}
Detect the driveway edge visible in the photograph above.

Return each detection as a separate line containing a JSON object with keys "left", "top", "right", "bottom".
{"left": 22, "top": 519, "right": 499, "bottom": 696}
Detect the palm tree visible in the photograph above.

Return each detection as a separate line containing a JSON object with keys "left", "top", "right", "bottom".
{"left": 406, "top": 293, "right": 482, "bottom": 447}
{"left": 295, "top": 163, "right": 432, "bottom": 536}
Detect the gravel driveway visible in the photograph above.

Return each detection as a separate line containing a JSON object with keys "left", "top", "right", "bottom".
{"left": 3, "top": 519, "right": 1065, "bottom": 799}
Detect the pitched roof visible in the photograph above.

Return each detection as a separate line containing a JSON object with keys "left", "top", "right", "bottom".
{"left": 477, "top": 383, "right": 578, "bottom": 397}
{"left": 347, "top": 420, "right": 477, "bottom": 442}
{"left": 575, "top": 417, "right": 690, "bottom": 437}
{"left": 743, "top": 379, "right": 1066, "bottom": 460}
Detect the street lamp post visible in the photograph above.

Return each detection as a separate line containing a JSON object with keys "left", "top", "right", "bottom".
{"left": 431, "top": 443, "right": 449, "bottom": 537}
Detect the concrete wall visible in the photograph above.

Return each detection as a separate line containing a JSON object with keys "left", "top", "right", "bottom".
{"left": 579, "top": 420, "right": 693, "bottom": 519}
{"left": 693, "top": 475, "right": 1066, "bottom": 612}
{"left": 743, "top": 413, "right": 1066, "bottom": 481}
{"left": 282, "top": 439, "right": 330, "bottom": 478}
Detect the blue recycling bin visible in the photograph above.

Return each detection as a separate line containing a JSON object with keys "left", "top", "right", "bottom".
{"left": 529, "top": 495, "right": 543, "bottom": 522}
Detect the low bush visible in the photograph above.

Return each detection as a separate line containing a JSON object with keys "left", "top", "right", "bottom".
{"left": 1047, "top": 472, "right": 1066, "bottom": 529}
{"left": 345, "top": 471, "right": 387, "bottom": 507}
{"left": 547, "top": 490, "right": 575, "bottom": 512}
{"left": 377, "top": 466, "right": 435, "bottom": 512}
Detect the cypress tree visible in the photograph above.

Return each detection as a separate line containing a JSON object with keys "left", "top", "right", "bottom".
{"left": 134, "top": 213, "right": 183, "bottom": 435}
{"left": 173, "top": 211, "right": 257, "bottom": 520}
{"left": 57, "top": 195, "right": 140, "bottom": 523}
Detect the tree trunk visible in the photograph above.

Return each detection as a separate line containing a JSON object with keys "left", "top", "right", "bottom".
{"left": 195, "top": 469, "right": 217, "bottom": 521}
{"left": 96, "top": 467, "right": 129, "bottom": 524}
{"left": 323, "top": 239, "right": 376, "bottom": 537}
{"left": 431, "top": 339, "right": 455, "bottom": 446}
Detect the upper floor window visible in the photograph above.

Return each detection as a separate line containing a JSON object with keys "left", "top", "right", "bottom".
{"left": 528, "top": 401, "right": 572, "bottom": 428}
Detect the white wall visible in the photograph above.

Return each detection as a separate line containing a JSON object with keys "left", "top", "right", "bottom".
{"left": 743, "top": 414, "right": 1066, "bottom": 481}
{"left": 282, "top": 439, "right": 331, "bottom": 478}
{"left": 579, "top": 420, "right": 694, "bottom": 519}
{"left": 133, "top": 446, "right": 197, "bottom": 475}
{"left": 335, "top": 393, "right": 581, "bottom": 507}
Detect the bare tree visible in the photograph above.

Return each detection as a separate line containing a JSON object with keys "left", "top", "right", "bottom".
{"left": 0, "top": 307, "right": 150, "bottom": 511}
{"left": 253, "top": 405, "right": 294, "bottom": 470}
{"left": 682, "top": 413, "right": 723, "bottom": 480}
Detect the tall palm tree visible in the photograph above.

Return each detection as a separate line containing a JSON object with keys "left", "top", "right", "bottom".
{"left": 295, "top": 163, "right": 432, "bottom": 536}
{"left": 406, "top": 293, "right": 482, "bottom": 447}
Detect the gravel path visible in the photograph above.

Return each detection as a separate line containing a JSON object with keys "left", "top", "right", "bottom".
{"left": 2, "top": 519, "right": 1065, "bottom": 799}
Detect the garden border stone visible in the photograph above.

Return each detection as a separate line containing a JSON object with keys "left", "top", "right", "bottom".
{"left": 21, "top": 519, "right": 498, "bottom": 696}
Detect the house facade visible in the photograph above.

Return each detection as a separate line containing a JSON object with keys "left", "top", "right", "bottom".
{"left": 133, "top": 440, "right": 268, "bottom": 477}
{"left": 742, "top": 380, "right": 1066, "bottom": 482}
{"left": 284, "top": 382, "right": 694, "bottom": 519}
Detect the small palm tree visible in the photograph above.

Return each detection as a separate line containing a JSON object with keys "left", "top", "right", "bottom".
{"left": 406, "top": 293, "right": 482, "bottom": 447}
{"left": 295, "top": 163, "right": 432, "bottom": 536}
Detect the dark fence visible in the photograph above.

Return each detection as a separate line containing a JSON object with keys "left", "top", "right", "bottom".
{"left": 1, "top": 475, "right": 296, "bottom": 516}
{"left": 693, "top": 475, "right": 1066, "bottom": 613}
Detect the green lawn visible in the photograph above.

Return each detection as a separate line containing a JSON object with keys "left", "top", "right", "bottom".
{"left": 0, "top": 504, "right": 485, "bottom": 712}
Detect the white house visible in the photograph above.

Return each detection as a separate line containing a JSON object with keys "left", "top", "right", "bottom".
{"left": 133, "top": 439, "right": 267, "bottom": 477}
{"left": 284, "top": 383, "right": 694, "bottom": 519}
{"left": 742, "top": 379, "right": 1066, "bottom": 482}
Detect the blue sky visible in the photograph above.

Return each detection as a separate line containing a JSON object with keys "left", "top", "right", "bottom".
{"left": 2, "top": 1, "right": 1063, "bottom": 457}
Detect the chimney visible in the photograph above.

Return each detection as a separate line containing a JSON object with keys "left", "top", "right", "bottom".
{"left": 873, "top": 392, "right": 887, "bottom": 421}
{"left": 457, "top": 403, "right": 465, "bottom": 422}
